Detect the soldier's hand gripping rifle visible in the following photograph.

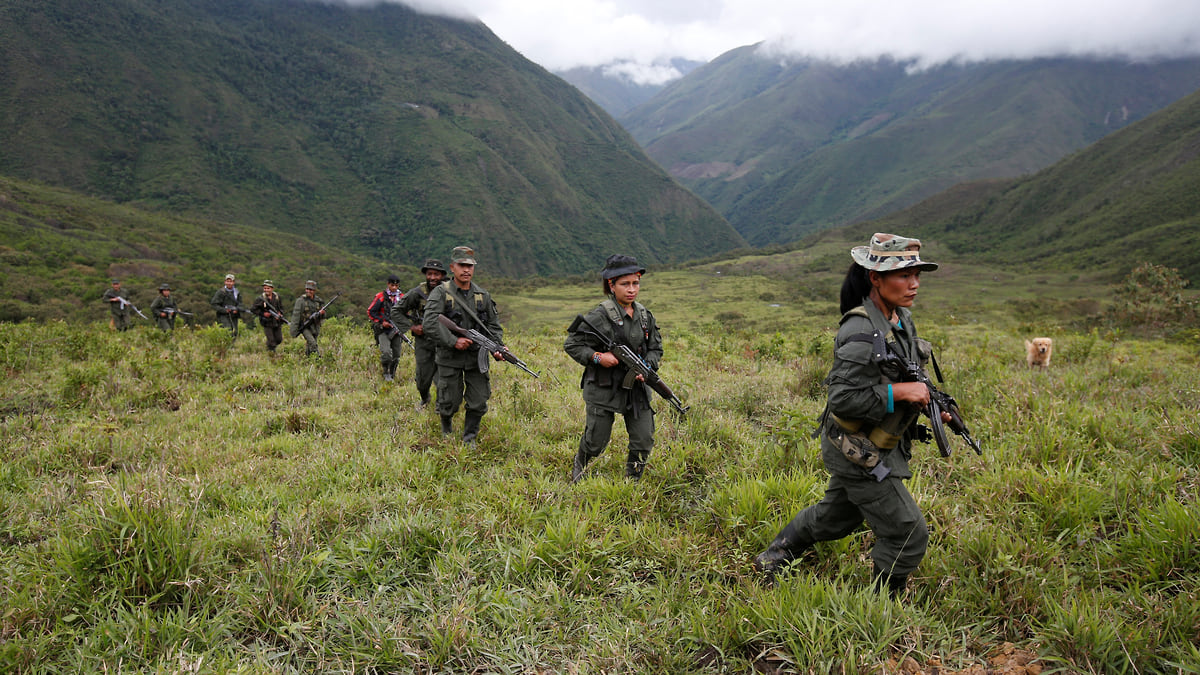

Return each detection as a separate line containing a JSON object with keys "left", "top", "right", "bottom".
{"left": 259, "top": 303, "right": 290, "bottom": 325}
{"left": 116, "top": 297, "right": 149, "bottom": 320}
{"left": 297, "top": 293, "right": 340, "bottom": 334}
{"left": 877, "top": 343, "right": 982, "bottom": 457}
{"left": 383, "top": 321, "right": 414, "bottom": 346}
{"left": 568, "top": 314, "right": 689, "bottom": 416}
{"left": 162, "top": 307, "right": 195, "bottom": 327}
{"left": 437, "top": 314, "right": 538, "bottom": 378}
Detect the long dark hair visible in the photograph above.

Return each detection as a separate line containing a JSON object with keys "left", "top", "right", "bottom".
{"left": 839, "top": 263, "right": 872, "bottom": 314}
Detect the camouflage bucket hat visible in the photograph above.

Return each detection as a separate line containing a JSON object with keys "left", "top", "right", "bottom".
{"left": 421, "top": 258, "right": 447, "bottom": 273}
{"left": 305, "top": 280, "right": 317, "bottom": 290}
{"left": 159, "top": 283, "right": 171, "bottom": 291}
{"left": 451, "top": 246, "right": 477, "bottom": 265}
{"left": 225, "top": 273, "right": 236, "bottom": 281}
{"left": 262, "top": 279, "right": 274, "bottom": 288}
{"left": 851, "top": 233, "right": 938, "bottom": 272}
{"left": 601, "top": 254, "right": 646, "bottom": 280}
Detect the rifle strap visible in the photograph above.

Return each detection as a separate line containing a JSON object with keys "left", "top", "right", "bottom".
{"left": 441, "top": 281, "right": 493, "bottom": 338}
{"left": 600, "top": 298, "right": 649, "bottom": 352}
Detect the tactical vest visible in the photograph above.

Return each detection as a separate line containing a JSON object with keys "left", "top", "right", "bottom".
{"left": 600, "top": 298, "right": 650, "bottom": 354}
{"left": 439, "top": 281, "right": 490, "bottom": 327}
{"left": 822, "top": 304, "right": 925, "bottom": 480}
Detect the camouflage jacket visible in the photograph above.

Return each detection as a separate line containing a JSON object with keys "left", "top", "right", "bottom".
{"left": 291, "top": 294, "right": 324, "bottom": 336}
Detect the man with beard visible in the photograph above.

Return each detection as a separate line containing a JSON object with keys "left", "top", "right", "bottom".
{"left": 394, "top": 259, "right": 447, "bottom": 408}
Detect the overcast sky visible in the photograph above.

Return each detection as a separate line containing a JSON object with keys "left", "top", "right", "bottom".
{"left": 385, "top": 0, "right": 1200, "bottom": 84}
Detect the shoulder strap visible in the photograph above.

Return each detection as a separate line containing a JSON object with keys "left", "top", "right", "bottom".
{"left": 448, "top": 283, "right": 495, "bottom": 338}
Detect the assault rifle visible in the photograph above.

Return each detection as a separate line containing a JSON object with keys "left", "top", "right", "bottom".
{"left": 437, "top": 314, "right": 538, "bottom": 378}
{"left": 115, "top": 296, "right": 149, "bottom": 320}
{"left": 161, "top": 307, "right": 195, "bottom": 327}
{"left": 568, "top": 314, "right": 689, "bottom": 416}
{"left": 383, "top": 320, "right": 414, "bottom": 346}
{"left": 877, "top": 344, "right": 982, "bottom": 457}
{"left": 258, "top": 302, "right": 290, "bottom": 325}
{"left": 296, "top": 293, "right": 339, "bottom": 334}
{"left": 223, "top": 305, "right": 257, "bottom": 330}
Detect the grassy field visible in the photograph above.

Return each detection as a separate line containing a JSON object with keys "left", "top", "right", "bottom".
{"left": 2, "top": 260, "right": 1198, "bottom": 673}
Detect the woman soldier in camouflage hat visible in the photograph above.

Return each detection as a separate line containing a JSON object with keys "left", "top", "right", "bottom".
{"left": 753, "top": 233, "right": 949, "bottom": 598}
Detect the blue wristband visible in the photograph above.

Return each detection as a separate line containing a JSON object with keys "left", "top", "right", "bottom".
{"left": 887, "top": 384, "right": 894, "bottom": 413}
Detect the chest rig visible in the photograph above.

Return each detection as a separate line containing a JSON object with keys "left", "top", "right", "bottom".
{"left": 440, "top": 281, "right": 489, "bottom": 328}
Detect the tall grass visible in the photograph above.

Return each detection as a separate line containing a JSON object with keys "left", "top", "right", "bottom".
{"left": 1, "top": 277, "right": 1198, "bottom": 672}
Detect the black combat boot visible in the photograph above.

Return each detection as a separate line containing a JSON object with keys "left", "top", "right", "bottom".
{"left": 751, "top": 522, "right": 811, "bottom": 585}
{"left": 382, "top": 361, "right": 393, "bottom": 382}
{"left": 625, "top": 450, "right": 646, "bottom": 481}
{"left": 462, "top": 412, "right": 482, "bottom": 446}
{"left": 873, "top": 564, "right": 908, "bottom": 600}
{"left": 570, "top": 448, "right": 590, "bottom": 484}
{"left": 417, "top": 390, "right": 431, "bottom": 410}
{"left": 440, "top": 415, "right": 454, "bottom": 437}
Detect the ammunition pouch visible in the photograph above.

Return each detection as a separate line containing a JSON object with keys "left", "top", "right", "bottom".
{"left": 828, "top": 407, "right": 919, "bottom": 481}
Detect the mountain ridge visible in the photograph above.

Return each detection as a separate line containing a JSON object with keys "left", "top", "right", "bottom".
{"left": 0, "top": 0, "right": 743, "bottom": 276}
{"left": 621, "top": 49, "right": 1200, "bottom": 246}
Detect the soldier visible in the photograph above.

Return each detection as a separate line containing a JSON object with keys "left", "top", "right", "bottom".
{"left": 102, "top": 279, "right": 132, "bottom": 331}
{"left": 290, "top": 280, "right": 325, "bottom": 356}
{"left": 149, "top": 283, "right": 178, "bottom": 331}
{"left": 564, "top": 255, "right": 663, "bottom": 482}
{"left": 752, "top": 233, "right": 946, "bottom": 598}
{"left": 211, "top": 273, "right": 250, "bottom": 336}
{"left": 395, "top": 259, "right": 447, "bottom": 408}
{"left": 251, "top": 280, "right": 288, "bottom": 353}
{"left": 367, "top": 274, "right": 406, "bottom": 381}
{"left": 422, "top": 246, "right": 504, "bottom": 445}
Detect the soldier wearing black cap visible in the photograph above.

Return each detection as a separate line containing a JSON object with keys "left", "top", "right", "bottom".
{"left": 395, "top": 259, "right": 448, "bottom": 407}
{"left": 150, "top": 283, "right": 178, "bottom": 331}
{"left": 422, "top": 246, "right": 505, "bottom": 444}
{"left": 102, "top": 279, "right": 132, "bottom": 331}
{"left": 251, "top": 279, "right": 287, "bottom": 353}
{"left": 368, "top": 274, "right": 406, "bottom": 381}
{"left": 564, "top": 254, "right": 663, "bottom": 482}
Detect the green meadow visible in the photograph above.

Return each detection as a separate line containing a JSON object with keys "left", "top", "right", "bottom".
{"left": 2, "top": 257, "right": 1198, "bottom": 673}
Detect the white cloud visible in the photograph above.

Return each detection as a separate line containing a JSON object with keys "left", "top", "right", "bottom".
{"left": 360, "top": 0, "right": 1200, "bottom": 82}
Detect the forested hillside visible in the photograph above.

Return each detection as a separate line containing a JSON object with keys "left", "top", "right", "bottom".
{"left": 621, "top": 49, "right": 1200, "bottom": 246}
{"left": 0, "top": 0, "right": 742, "bottom": 275}
{"left": 872, "top": 87, "right": 1200, "bottom": 282}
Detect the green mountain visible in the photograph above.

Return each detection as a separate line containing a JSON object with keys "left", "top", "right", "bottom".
{"left": 620, "top": 48, "right": 1200, "bottom": 246}
{"left": 0, "top": 173, "right": 402, "bottom": 323}
{"left": 0, "top": 0, "right": 742, "bottom": 276}
{"left": 871, "top": 87, "right": 1200, "bottom": 283}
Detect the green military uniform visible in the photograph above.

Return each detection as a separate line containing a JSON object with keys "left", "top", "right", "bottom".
{"left": 564, "top": 298, "right": 662, "bottom": 480}
{"left": 211, "top": 275, "right": 249, "bottom": 335}
{"left": 290, "top": 282, "right": 324, "bottom": 356}
{"left": 422, "top": 265, "right": 503, "bottom": 441}
{"left": 102, "top": 282, "right": 132, "bottom": 331}
{"left": 771, "top": 299, "right": 928, "bottom": 576}
{"left": 149, "top": 284, "right": 178, "bottom": 332}
{"left": 395, "top": 274, "right": 442, "bottom": 406}
{"left": 755, "top": 232, "right": 941, "bottom": 597}
{"left": 251, "top": 282, "right": 287, "bottom": 352}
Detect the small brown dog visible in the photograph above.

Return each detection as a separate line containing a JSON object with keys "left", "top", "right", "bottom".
{"left": 1025, "top": 337, "right": 1053, "bottom": 369}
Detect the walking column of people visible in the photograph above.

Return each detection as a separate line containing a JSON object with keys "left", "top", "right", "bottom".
{"left": 96, "top": 234, "right": 961, "bottom": 599}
